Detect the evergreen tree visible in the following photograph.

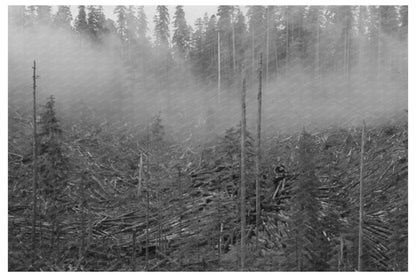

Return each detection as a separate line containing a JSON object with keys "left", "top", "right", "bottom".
{"left": 247, "top": 6, "right": 265, "bottom": 38}
{"left": 283, "top": 131, "right": 331, "bottom": 271}
{"left": 379, "top": 6, "right": 400, "bottom": 74}
{"left": 25, "top": 6, "right": 37, "bottom": 28}
{"left": 366, "top": 6, "right": 382, "bottom": 79}
{"left": 37, "top": 96, "right": 69, "bottom": 261}
{"left": 335, "top": 6, "right": 354, "bottom": 74}
{"left": 104, "top": 18, "right": 117, "bottom": 36}
{"left": 87, "top": 5, "right": 99, "bottom": 38}
{"left": 190, "top": 17, "right": 206, "bottom": 81}
{"left": 217, "top": 6, "right": 234, "bottom": 88}
{"left": 173, "top": 6, "right": 191, "bottom": 58}
{"left": 379, "top": 6, "right": 399, "bottom": 35}
{"left": 137, "top": 6, "right": 149, "bottom": 40}
{"left": 126, "top": 6, "right": 139, "bottom": 44}
{"left": 204, "top": 15, "right": 218, "bottom": 84}
{"left": 399, "top": 6, "right": 408, "bottom": 41}
{"left": 247, "top": 6, "right": 266, "bottom": 75}
{"left": 95, "top": 6, "right": 108, "bottom": 37}
{"left": 234, "top": 9, "right": 247, "bottom": 73}
{"left": 114, "top": 5, "right": 128, "bottom": 43}
{"left": 124, "top": 6, "right": 140, "bottom": 83}
{"left": 287, "top": 6, "right": 306, "bottom": 65}
{"left": 153, "top": 5, "right": 172, "bottom": 100}
{"left": 75, "top": 5, "right": 89, "bottom": 35}
{"left": 154, "top": 5, "right": 170, "bottom": 47}
{"left": 150, "top": 112, "right": 165, "bottom": 147}
{"left": 54, "top": 5, "right": 72, "bottom": 31}
{"left": 304, "top": 6, "right": 322, "bottom": 74}
{"left": 218, "top": 6, "right": 233, "bottom": 31}
{"left": 136, "top": 6, "right": 151, "bottom": 79}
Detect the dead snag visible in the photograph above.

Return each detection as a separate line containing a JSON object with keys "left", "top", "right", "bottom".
{"left": 358, "top": 120, "right": 366, "bottom": 271}
{"left": 240, "top": 77, "right": 247, "bottom": 271}
{"left": 31, "top": 60, "right": 38, "bottom": 262}
{"left": 256, "top": 53, "right": 263, "bottom": 250}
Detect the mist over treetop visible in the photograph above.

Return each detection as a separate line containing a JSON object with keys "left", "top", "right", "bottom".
{"left": 8, "top": 5, "right": 407, "bottom": 141}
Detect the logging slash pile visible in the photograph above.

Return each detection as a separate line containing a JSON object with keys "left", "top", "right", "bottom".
{"left": 8, "top": 109, "right": 407, "bottom": 271}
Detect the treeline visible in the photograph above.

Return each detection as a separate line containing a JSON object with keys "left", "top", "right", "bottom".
{"left": 8, "top": 5, "right": 408, "bottom": 91}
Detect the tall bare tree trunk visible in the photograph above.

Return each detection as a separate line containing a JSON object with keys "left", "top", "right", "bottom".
{"left": 252, "top": 28, "right": 255, "bottom": 81}
{"left": 79, "top": 174, "right": 86, "bottom": 262}
{"left": 145, "top": 124, "right": 150, "bottom": 270}
{"left": 145, "top": 189, "right": 149, "bottom": 270}
{"left": 32, "top": 60, "right": 38, "bottom": 262}
{"left": 316, "top": 13, "right": 320, "bottom": 87}
{"left": 178, "top": 166, "right": 183, "bottom": 268}
{"left": 285, "top": 8, "right": 290, "bottom": 73}
{"left": 296, "top": 233, "right": 300, "bottom": 271}
{"left": 255, "top": 54, "right": 263, "bottom": 250}
{"left": 358, "top": 120, "right": 366, "bottom": 271}
{"left": 275, "top": 44, "right": 279, "bottom": 78}
{"left": 218, "top": 31, "right": 221, "bottom": 100}
{"left": 344, "top": 23, "right": 348, "bottom": 75}
{"left": 158, "top": 190, "right": 162, "bottom": 254}
{"left": 338, "top": 234, "right": 344, "bottom": 271}
{"left": 232, "top": 22, "right": 236, "bottom": 73}
{"left": 138, "top": 154, "right": 143, "bottom": 196}
{"left": 377, "top": 9, "right": 382, "bottom": 101}
{"left": 233, "top": 156, "right": 239, "bottom": 269}
{"left": 217, "top": 176, "right": 222, "bottom": 260}
{"left": 266, "top": 8, "right": 269, "bottom": 87}
{"left": 194, "top": 191, "right": 200, "bottom": 264}
{"left": 132, "top": 227, "right": 137, "bottom": 271}
{"left": 240, "top": 77, "right": 247, "bottom": 271}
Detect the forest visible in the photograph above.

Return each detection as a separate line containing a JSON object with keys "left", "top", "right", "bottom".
{"left": 8, "top": 5, "right": 407, "bottom": 271}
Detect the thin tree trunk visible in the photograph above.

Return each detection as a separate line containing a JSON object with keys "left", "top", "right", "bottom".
{"left": 233, "top": 155, "right": 239, "bottom": 269}
{"left": 252, "top": 28, "right": 255, "bottom": 81}
{"left": 266, "top": 8, "right": 269, "bottom": 87}
{"left": 145, "top": 189, "right": 149, "bottom": 270}
{"left": 295, "top": 234, "right": 299, "bottom": 271}
{"left": 138, "top": 154, "right": 143, "bottom": 196}
{"left": 316, "top": 13, "right": 320, "bottom": 86}
{"left": 358, "top": 120, "right": 366, "bottom": 271}
{"left": 132, "top": 227, "right": 137, "bottom": 271}
{"left": 377, "top": 9, "right": 382, "bottom": 100}
{"left": 145, "top": 123, "right": 150, "bottom": 270}
{"left": 217, "top": 31, "right": 221, "bottom": 100}
{"left": 87, "top": 197, "right": 92, "bottom": 251}
{"left": 158, "top": 190, "right": 162, "bottom": 254}
{"left": 178, "top": 166, "right": 183, "bottom": 268}
{"left": 79, "top": 175, "right": 86, "bottom": 262}
{"left": 194, "top": 191, "right": 200, "bottom": 264}
{"left": 217, "top": 176, "right": 222, "bottom": 260}
{"left": 56, "top": 221, "right": 61, "bottom": 264}
{"left": 285, "top": 9, "right": 290, "bottom": 72}
{"left": 358, "top": 6, "right": 366, "bottom": 79}
{"left": 32, "top": 60, "right": 38, "bottom": 261}
{"left": 338, "top": 234, "right": 344, "bottom": 271}
{"left": 240, "top": 77, "right": 247, "bottom": 271}
{"left": 344, "top": 24, "right": 348, "bottom": 75}
{"left": 255, "top": 53, "right": 263, "bottom": 250}
{"left": 232, "top": 22, "right": 236, "bottom": 73}
{"left": 275, "top": 43, "right": 279, "bottom": 78}
{"left": 50, "top": 203, "right": 56, "bottom": 261}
